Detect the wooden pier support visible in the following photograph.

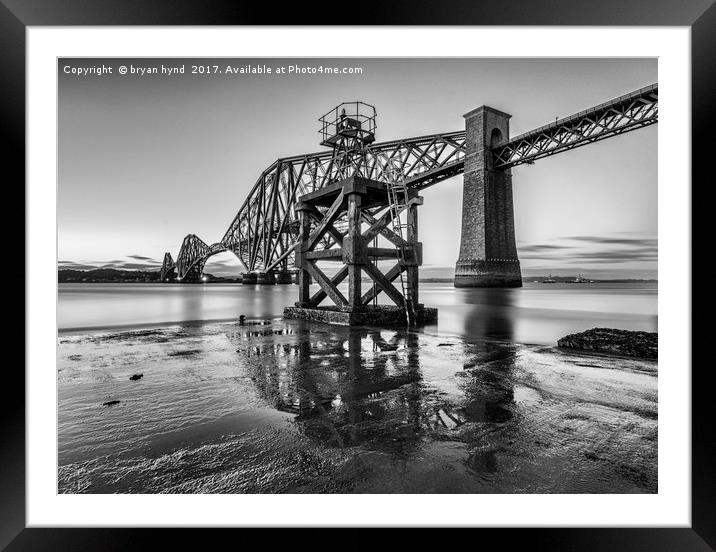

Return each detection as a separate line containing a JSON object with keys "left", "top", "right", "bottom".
{"left": 285, "top": 175, "right": 436, "bottom": 326}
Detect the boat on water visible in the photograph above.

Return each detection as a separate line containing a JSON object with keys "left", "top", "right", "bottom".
{"left": 543, "top": 274, "right": 557, "bottom": 283}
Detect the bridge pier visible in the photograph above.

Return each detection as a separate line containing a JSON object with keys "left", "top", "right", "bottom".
{"left": 275, "top": 270, "right": 294, "bottom": 285}
{"left": 256, "top": 271, "right": 276, "bottom": 285}
{"left": 241, "top": 272, "right": 257, "bottom": 285}
{"left": 455, "top": 106, "right": 522, "bottom": 288}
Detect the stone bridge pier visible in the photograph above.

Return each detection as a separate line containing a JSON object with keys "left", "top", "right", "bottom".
{"left": 454, "top": 106, "right": 522, "bottom": 288}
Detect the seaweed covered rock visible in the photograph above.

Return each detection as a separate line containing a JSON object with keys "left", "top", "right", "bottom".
{"left": 557, "top": 328, "right": 657, "bottom": 359}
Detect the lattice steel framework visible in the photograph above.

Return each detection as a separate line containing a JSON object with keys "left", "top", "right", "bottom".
{"left": 170, "top": 84, "right": 657, "bottom": 280}
{"left": 160, "top": 252, "right": 176, "bottom": 281}
{"left": 216, "top": 130, "right": 467, "bottom": 275}
{"left": 175, "top": 234, "right": 230, "bottom": 280}
{"left": 492, "top": 84, "right": 658, "bottom": 168}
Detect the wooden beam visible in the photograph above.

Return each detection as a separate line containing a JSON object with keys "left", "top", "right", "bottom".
{"left": 361, "top": 209, "right": 407, "bottom": 246}
{"left": 366, "top": 247, "right": 400, "bottom": 259}
{"left": 346, "top": 193, "right": 362, "bottom": 306}
{"left": 304, "top": 208, "right": 344, "bottom": 245}
{"left": 361, "top": 198, "right": 421, "bottom": 246}
{"left": 362, "top": 262, "right": 405, "bottom": 307}
{"left": 310, "top": 266, "right": 348, "bottom": 306}
{"left": 406, "top": 203, "right": 419, "bottom": 306}
{"left": 361, "top": 262, "right": 403, "bottom": 305}
{"left": 304, "top": 261, "right": 348, "bottom": 307}
{"left": 304, "top": 197, "right": 345, "bottom": 249}
{"left": 297, "top": 209, "right": 312, "bottom": 305}
{"left": 305, "top": 248, "right": 344, "bottom": 260}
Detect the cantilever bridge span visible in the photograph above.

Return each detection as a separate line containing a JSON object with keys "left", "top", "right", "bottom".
{"left": 161, "top": 83, "right": 657, "bottom": 284}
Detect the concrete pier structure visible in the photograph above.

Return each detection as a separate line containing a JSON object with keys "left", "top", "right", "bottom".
{"left": 275, "top": 270, "right": 294, "bottom": 285}
{"left": 256, "top": 271, "right": 276, "bottom": 285}
{"left": 241, "top": 272, "right": 257, "bottom": 285}
{"left": 454, "top": 106, "right": 522, "bottom": 288}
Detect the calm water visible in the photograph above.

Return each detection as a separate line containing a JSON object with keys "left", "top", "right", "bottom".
{"left": 58, "top": 281, "right": 657, "bottom": 345}
{"left": 57, "top": 282, "right": 658, "bottom": 494}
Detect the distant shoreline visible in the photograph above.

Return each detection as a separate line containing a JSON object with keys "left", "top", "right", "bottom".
{"left": 58, "top": 267, "right": 657, "bottom": 284}
{"left": 58, "top": 274, "right": 657, "bottom": 285}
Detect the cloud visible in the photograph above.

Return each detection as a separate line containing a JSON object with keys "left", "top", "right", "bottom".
{"left": 117, "top": 262, "right": 160, "bottom": 270}
{"left": 518, "top": 244, "right": 572, "bottom": 254}
{"left": 564, "top": 236, "right": 658, "bottom": 247}
{"left": 58, "top": 261, "right": 101, "bottom": 271}
{"left": 518, "top": 234, "right": 658, "bottom": 264}
{"left": 127, "top": 254, "right": 157, "bottom": 261}
{"left": 569, "top": 247, "right": 658, "bottom": 263}
{"left": 58, "top": 259, "right": 160, "bottom": 271}
{"left": 204, "top": 259, "right": 239, "bottom": 267}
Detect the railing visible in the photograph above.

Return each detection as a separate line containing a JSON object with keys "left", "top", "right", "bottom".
{"left": 319, "top": 101, "right": 377, "bottom": 145}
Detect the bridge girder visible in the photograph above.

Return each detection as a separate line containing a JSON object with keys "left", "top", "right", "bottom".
{"left": 220, "top": 131, "right": 468, "bottom": 273}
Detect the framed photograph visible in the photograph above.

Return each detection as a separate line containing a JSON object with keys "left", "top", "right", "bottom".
{"left": 9, "top": 0, "right": 708, "bottom": 548}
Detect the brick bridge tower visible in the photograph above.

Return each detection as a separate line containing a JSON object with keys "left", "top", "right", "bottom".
{"left": 454, "top": 106, "right": 522, "bottom": 288}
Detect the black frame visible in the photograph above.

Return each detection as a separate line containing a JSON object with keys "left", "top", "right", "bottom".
{"left": 6, "top": 1, "right": 710, "bottom": 549}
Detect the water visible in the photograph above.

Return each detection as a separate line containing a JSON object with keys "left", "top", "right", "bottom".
{"left": 57, "top": 282, "right": 658, "bottom": 494}
{"left": 58, "top": 282, "right": 657, "bottom": 345}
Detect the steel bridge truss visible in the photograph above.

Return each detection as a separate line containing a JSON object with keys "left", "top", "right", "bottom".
{"left": 174, "top": 234, "right": 232, "bottom": 280}
{"left": 216, "top": 130, "right": 466, "bottom": 275}
{"left": 170, "top": 84, "right": 657, "bottom": 280}
{"left": 492, "top": 84, "right": 658, "bottom": 168}
{"left": 160, "top": 252, "right": 176, "bottom": 281}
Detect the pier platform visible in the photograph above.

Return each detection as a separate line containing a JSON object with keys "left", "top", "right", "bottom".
{"left": 283, "top": 305, "right": 437, "bottom": 327}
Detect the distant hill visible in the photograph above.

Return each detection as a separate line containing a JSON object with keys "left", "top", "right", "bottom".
{"left": 57, "top": 268, "right": 244, "bottom": 283}
{"left": 525, "top": 276, "right": 657, "bottom": 283}
{"left": 58, "top": 268, "right": 161, "bottom": 283}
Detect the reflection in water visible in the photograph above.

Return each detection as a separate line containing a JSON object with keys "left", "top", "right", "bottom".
{"left": 180, "top": 291, "right": 204, "bottom": 323}
{"left": 231, "top": 319, "right": 518, "bottom": 473}
{"left": 459, "top": 300, "right": 516, "bottom": 477}
{"left": 239, "top": 324, "right": 426, "bottom": 458}
{"left": 462, "top": 288, "right": 515, "bottom": 341}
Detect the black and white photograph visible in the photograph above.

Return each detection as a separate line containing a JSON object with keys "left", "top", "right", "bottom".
{"left": 56, "top": 56, "right": 660, "bottom": 495}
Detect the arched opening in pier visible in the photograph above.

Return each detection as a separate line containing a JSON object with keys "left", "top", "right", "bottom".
{"left": 490, "top": 127, "right": 503, "bottom": 148}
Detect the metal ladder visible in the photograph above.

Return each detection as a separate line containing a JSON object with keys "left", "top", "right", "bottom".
{"left": 383, "top": 157, "right": 416, "bottom": 326}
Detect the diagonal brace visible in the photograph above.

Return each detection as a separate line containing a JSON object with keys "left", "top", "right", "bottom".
{"left": 362, "top": 262, "right": 405, "bottom": 308}
{"left": 304, "top": 191, "right": 345, "bottom": 251}
{"left": 304, "top": 260, "right": 348, "bottom": 307}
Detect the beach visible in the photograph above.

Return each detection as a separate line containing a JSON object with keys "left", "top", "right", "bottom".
{"left": 57, "top": 282, "right": 657, "bottom": 494}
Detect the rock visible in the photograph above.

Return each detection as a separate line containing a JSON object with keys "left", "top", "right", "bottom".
{"left": 129, "top": 374, "right": 143, "bottom": 381}
{"left": 557, "top": 328, "right": 657, "bottom": 359}
{"left": 238, "top": 315, "right": 270, "bottom": 326}
{"left": 103, "top": 400, "right": 121, "bottom": 407}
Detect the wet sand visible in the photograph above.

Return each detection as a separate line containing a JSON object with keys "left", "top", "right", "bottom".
{"left": 58, "top": 319, "right": 657, "bottom": 494}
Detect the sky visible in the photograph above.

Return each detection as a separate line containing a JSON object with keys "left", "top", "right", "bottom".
{"left": 58, "top": 57, "right": 657, "bottom": 279}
